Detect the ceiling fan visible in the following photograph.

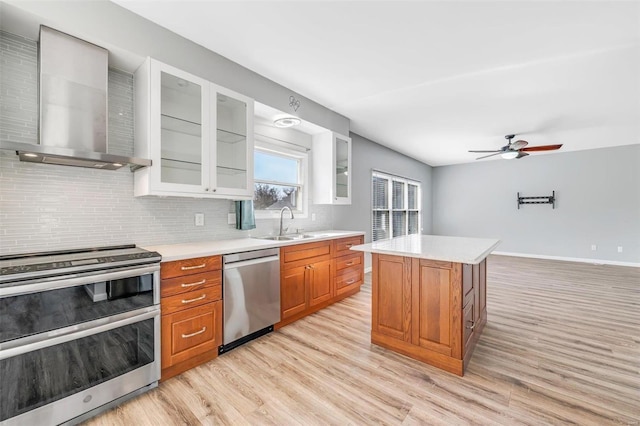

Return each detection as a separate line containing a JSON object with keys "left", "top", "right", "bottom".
{"left": 469, "top": 135, "right": 563, "bottom": 160}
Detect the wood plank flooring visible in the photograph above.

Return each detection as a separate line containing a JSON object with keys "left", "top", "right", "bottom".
{"left": 84, "top": 255, "right": 640, "bottom": 425}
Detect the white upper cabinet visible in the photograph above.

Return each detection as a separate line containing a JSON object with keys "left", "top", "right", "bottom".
{"left": 134, "top": 58, "right": 254, "bottom": 199}
{"left": 311, "top": 132, "right": 352, "bottom": 204}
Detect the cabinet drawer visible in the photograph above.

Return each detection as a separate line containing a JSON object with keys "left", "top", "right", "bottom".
{"left": 161, "top": 284, "right": 221, "bottom": 315}
{"left": 335, "top": 252, "right": 362, "bottom": 271}
{"left": 334, "top": 236, "right": 363, "bottom": 257}
{"left": 282, "top": 241, "right": 331, "bottom": 267}
{"left": 161, "top": 301, "right": 221, "bottom": 369}
{"left": 161, "top": 270, "right": 221, "bottom": 298}
{"left": 336, "top": 266, "right": 362, "bottom": 294}
{"left": 161, "top": 255, "right": 222, "bottom": 279}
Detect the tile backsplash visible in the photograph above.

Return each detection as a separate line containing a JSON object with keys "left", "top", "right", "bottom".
{"left": 0, "top": 31, "right": 333, "bottom": 255}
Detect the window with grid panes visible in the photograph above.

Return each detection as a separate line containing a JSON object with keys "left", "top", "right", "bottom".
{"left": 372, "top": 171, "right": 421, "bottom": 241}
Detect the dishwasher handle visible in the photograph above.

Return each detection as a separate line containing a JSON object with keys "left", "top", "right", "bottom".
{"left": 223, "top": 255, "right": 279, "bottom": 270}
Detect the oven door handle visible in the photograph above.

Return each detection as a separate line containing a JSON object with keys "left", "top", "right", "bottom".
{"left": 0, "top": 265, "right": 160, "bottom": 298}
{"left": 0, "top": 307, "right": 159, "bottom": 360}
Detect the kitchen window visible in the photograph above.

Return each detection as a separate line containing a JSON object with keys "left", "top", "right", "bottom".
{"left": 372, "top": 171, "right": 421, "bottom": 241}
{"left": 253, "top": 138, "right": 308, "bottom": 217}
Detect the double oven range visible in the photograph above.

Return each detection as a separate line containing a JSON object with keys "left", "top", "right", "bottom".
{"left": 0, "top": 245, "right": 161, "bottom": 425}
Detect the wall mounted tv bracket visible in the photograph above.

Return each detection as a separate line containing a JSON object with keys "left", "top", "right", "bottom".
{"left": 517, "top": 191, "right": 555, "bottom": 209}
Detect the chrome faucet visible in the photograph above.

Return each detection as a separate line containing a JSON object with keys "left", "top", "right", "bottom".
{"left": 279, "top": 206, "right": 294, "bottom": 236}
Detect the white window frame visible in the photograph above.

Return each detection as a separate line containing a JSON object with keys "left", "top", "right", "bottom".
{"left": 253, "top": 136, "right": 309, "bottom": 219}
{"left": 372, "top": 170, "right": 421, "bottom": 241}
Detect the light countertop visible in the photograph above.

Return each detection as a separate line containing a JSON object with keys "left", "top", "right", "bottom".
{"left": 143, "top": 230, "right": 364, "bottom": 262}
{"left": 350, "top": 235, "right": 500, "bottom": 264}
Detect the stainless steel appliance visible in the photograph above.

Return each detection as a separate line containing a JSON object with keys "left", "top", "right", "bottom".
{"left": 219, "top": 248, "right": 280, "bottom": 354}
{"left": 0, "top": 26, "right": 151, "bottom": 170}
{"left": 0, "top": 245, "right": 161, "bottom": 425}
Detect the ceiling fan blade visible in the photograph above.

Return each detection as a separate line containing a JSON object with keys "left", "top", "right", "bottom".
{"left": 476, "top": 152, "right": 503, "bottom": 160}
{"left": 516, "top": 152, "right": 529, "bottom": 159}
{"left": 520, "top": 144, "right": 563, "bottom": 152}
{"left": 510, "top": 140, "right": 528, "bottom": 150}
{"left": 468, "top": 150, "right": 501, "bottom": 153}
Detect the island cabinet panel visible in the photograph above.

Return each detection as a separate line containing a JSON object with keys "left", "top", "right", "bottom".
{"left": 479, "top": 260, "right": 487, "bottom": 315}
{"left": 372, "top": 254, "right": 412, "bottom": 341}
{"left": 371, "top": 253, "right": 485, "bottom": 376}
{"left": 276, "top": 235, "right": 364, "bottom": 329}
{"left": 411, "top": 260, "right": 460, "bottom": 358}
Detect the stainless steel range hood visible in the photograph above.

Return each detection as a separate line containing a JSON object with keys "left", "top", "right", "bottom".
{"left": 0, "top": 26, "right": 151, "bottom": 171}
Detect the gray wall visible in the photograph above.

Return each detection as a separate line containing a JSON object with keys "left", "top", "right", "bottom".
{"left": 0, "top": 31, "right": 333, "bottom": 255}
{"left": 332, "top": 133, "right": 433, "bottom": 268}
{"left": 432, "top": 144, "right": 640, "bottom": 263}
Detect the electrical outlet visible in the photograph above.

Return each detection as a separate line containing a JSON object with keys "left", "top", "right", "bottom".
{"left": 618, "top": 246, "right": 623, "bottom": 253}
{"left": 311, "top": 213, "right": 316, "bottom": 221}
{"left": 228, "top": 213, "right": 235, "bottom": 225}
{"left": 591, "top": 244, "right": 597, "bottom": 251}
{"left": 194, "top": 213, "right": 204, "bottom": 226}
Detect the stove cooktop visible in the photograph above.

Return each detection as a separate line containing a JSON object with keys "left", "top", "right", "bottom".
{"left": 0, "top": 245, "right": 161, "bottom": 283}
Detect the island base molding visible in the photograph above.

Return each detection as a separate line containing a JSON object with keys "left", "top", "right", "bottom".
{"left": 371, "top": 331, "right": 464, "bottom": 375}
{"left": 370, "top": 253, "right": 487, "bottom": 376}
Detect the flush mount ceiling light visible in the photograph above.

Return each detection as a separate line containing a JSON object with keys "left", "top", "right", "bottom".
{"left": 273, "top": 116, "right": 301, "bottom": 128}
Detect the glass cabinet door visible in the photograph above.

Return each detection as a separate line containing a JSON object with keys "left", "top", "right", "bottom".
{"left": 334, "top": 135, "right": 351, "bottom": 202}
{"left": 214, "top": 88, "right": 253, "bottom": 197}
{"left": 157, "top": 68, "right": 208, "bottom": 191}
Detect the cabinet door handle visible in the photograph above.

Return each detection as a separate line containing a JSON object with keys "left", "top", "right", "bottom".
{"left": 466, "top": 321, "right": 476, "bottom": 331}
{"left": 346, "top": 279, "right": 356, "bottom": 285}
{"left": 181, "top": 279, "right": 206, "bottom": 288}
{"left": 181, "top": 326, "right": 207, "bottom": 339}
{"left": 181, "top": 263, "right": 206, "bottom": 271}
{"left": 182, "top": 294, "right": 206, "bottom": 304}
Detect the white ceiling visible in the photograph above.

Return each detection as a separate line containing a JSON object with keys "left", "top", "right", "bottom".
{"left": 114, "top": 1, "right": 640, "bottom": 166}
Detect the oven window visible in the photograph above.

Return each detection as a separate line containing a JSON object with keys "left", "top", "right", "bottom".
{"left": 0, "top": 275, "right": 154, "bottom": 343}
{"left": 0, "top": 318, "right": 155, "bottom": 421}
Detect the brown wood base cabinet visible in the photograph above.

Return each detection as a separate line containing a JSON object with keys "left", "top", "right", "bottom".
{"left": 277, "top": 235, "right": 364, "bottom": 328}
{"left": 371, "top": 253, "right": 487, "bottom": 376}
{"left": 160, "top": 255, "right": 223, "bottom": 381}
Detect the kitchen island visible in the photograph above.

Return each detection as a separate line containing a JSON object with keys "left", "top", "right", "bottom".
{"left": 351, "top": 235, "right": 500, "bottom": 376}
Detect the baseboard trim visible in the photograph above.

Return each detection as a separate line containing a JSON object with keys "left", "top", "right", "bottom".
{"left": 364, "top": 266, "right": 372, "bottom": 274}
{"left": 492, "top": 251, "right": 640, "bottom": 268}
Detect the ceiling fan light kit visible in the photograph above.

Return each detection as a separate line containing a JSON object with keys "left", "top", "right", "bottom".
{"left": 501, "top": 151, "right": 519, "bottom": 159}
{"left": 469, "top": 134, "right": 563, "bottom": 161}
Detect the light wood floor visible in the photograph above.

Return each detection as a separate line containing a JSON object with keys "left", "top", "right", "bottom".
{"left": 84, "top": 255, "right": 640, "bottom": 425}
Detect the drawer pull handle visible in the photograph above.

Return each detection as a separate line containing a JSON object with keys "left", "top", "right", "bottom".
{"left": 181, "top": 279, "right": 206, "bottom": 288}
{"left": 182, "top": 327, "right": 207, "bottom": 338}
{"left": 345, "top": 244, "right": 353, "bottom": 248}
{"left": 346, "top": 261, "right": 354, "bottom": 266}
{"left": 466, "top": 321, "right": 476, "bottom": 331}
{"left": 346, "top": 279, "right": 356, "bottom": 284}
{"left": 181, "top": 263, "right": 206, "bottom": 271}
{"left": 182, "top": 294, "right": 206, "bottom": 304}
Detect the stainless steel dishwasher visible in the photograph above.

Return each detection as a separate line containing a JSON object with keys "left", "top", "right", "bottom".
{"left": 219, "top": 247, "right": 280, "bottom": 354}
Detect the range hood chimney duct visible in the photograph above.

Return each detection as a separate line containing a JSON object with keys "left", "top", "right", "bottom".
{"left": 0, "top": 26, "right": 151, "bottom": 171}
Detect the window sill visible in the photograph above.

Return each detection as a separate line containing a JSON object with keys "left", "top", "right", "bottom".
{"left": 255, "top": 210, "right": 308, "bottom": 220}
